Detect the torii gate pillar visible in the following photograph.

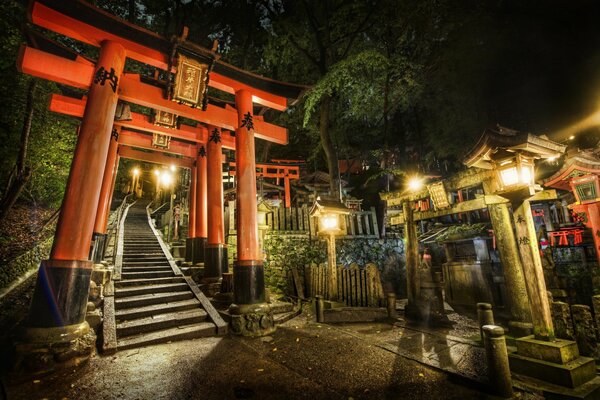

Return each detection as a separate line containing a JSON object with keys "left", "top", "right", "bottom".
{"left": 229, "top": 90, "right": 274, "bottom": 336}
{"left": 185, "top": 163, "right": 197, "bottom": 264}
{"left": 193, "top": 146, "right": 208, "bottom": 265}
{"left": 91, "top": 126, "right": 120, "bottom": 264}
{"left": 18, "top": 41, "right": 126, "bottom": 371}
{"left": 203, "top": 126, "right": 228, "bottom": 285}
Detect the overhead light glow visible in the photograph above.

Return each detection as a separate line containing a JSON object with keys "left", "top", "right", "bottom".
{"left": 132, "top": 168, "right": 140, "bottom": 176}
{"left": 160, "top": 171, "right": 173, "bottom": 186}
{"left": 407, "top": 177, "right": 424, "bottom": 192}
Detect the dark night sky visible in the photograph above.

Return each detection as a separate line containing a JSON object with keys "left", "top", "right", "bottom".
{"left": 473, "top": 0, "right": 600, "bottom": 141}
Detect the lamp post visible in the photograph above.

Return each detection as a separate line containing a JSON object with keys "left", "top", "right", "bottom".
{"left": 153, "top": 169, "right": 160, "bottom": 202}
{"left": 310, "top": 198, "right": 350, "bottom": 301}
{"left": 160, "top": 170, "right": 174, "bottom": 241}
{"left": 131, "top": 167, "right": 140, "bottom": 197}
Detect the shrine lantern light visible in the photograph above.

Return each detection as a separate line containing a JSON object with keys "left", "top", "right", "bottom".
{"left": 310, "top": 197, "right": 350, "bottom": 236}
{"left": 494, "top": 153, "right": 535, "bottom": 190}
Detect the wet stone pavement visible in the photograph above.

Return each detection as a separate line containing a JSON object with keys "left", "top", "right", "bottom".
{"left": 4, "top": 313, "right": 502, "bottom": 400}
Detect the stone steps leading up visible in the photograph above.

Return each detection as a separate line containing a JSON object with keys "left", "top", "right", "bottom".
{"left": 117, "top": 322, "right": 216, "bottom": 351}
{"left": 103, "top": 200, "right": 225, "bottom": 353}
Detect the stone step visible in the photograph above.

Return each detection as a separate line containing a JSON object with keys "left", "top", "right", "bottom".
{"left": 115, "top": 291, "right": 194, "bottom": 309}
{"left": 117, "top": 322, "right": 216, "bottom": 351}
{"left": 115, "top": 282, "right": 190, "bottom": 298}
{"left": 121, "top": 266, "right": 173, "bottom": 273}
{"left": 122, "top": 262, "right": 171, "bottom": 268}
{"left": 116, "top": 309, "right": 208, "bottom": 337}
{"left": 115, "top": 298, "right": 201, "bottom": 321}
{"left": 121, "top": 270, "right": 174, "bottom": 279}
{"left": 123, "top": 257, "right": 167, "bottom": 262}
{"left": 115, "top": 276, "right": 186, "bottom": 288}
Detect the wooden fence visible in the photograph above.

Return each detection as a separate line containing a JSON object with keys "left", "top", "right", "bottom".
{"left": 304, "top": 263, "right": 385, "bottom": 307}
{"left": 225, "top": 201, "right": 379, "bottom": 238}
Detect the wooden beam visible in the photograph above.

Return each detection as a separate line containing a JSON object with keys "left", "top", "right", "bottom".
{"left": 19, "top": 46, "right": 288, "bottom": 144}
{"left": 31, "top": 1, "right": 290, "bottom": 111}
{"left": 381, "top": 168, "right": 495, "bottom": 204}
{"left": 228, "top": 162, "right": 300, "bottom": 179}
{"left": 120, "top": 130, "right": 196, "bottom": 158}
{"left": 49, "top": 93, "right": 236, "bottom": 149}
{"left": 118, "top": 145, "right": 192, "bottom": 169}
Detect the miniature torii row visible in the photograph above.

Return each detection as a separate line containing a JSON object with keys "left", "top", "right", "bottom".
{"left": 18, "top": 0, "right": 306, "bottom": 345}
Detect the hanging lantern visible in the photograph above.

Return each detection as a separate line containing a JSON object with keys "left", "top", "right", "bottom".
{"left": 493, "top": 153, "right": 536, "bottom": 191}
{"left": 171, "top": 53, "right": 210, "bottom": 109}
{"left": 152, "top": 133, "right": 171, "bottom": 149}
{"left": 152, "top": 109, "right": 178, "bottom": 128}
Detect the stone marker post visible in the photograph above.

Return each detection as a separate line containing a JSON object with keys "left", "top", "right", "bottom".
{"left": 483, "top": 325, "right": 513, "bottom": 398}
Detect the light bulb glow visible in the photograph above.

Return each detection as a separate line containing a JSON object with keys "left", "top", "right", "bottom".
{"left": 407, "top": 177, "right": 424, "bottom": 192}
{"left": 321, "top": 214, "right": 339, "bottom": 231}
{"left": 160, "top": 172, "right": 173, "bottom": 186}
{"left": 132, "top": 168, "right": 140, "bottom": 176}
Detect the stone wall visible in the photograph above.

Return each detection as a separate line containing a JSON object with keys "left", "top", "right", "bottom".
{"left": 0, "top": 236, "right": 53, "bottom": 290}
{"left": 253, "top": 233, "right": 406, "bottom": 298}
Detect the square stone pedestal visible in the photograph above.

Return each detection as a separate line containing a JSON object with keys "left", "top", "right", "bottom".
{"left": 509, "top": 336, "right": 597, "bottom": 389}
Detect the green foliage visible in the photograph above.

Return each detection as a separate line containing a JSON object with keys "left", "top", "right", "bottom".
{"left": 436, "top": 223, "right": 491, "bottom": 242}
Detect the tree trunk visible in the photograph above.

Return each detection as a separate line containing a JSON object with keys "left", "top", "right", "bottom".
{"left": 128, "top": 0, "right": 136, "bottom": 23}
{"left": 318, "top": 95, "right": 341, "bottom": 200}
{"left": 0, "top": 79, "right": 36, "bottom": 219}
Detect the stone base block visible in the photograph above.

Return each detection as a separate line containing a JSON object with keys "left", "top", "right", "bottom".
{"left": 229, "top": 303, "right": 275, "bottom": 337}
{"left": 509, "top": 352, "right": 596, "bottom": 388}
{"left": 515, "top": 374, "right": 600, "bottom": 400}
{"left": 199, "top": 282, "right": 221, "bottom": 298}
{"left": 91, "top": 265, "right": 111, "bottom": 286}
{"left": 86, "top": 309, "right": 102, "bottom": 330}
{"left": 14, "top": 321, "right": 96, "bottom": 374}
{"left": 509, "top": 321, "right": 534, "bottom": 338}
{"left": 516, "top": 335, "right": 580, "bottom": 364}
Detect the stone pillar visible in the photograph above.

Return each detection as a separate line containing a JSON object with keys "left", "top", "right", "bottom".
{"left": 185, "top": 163, "right": 197, "bottom": 264}
{"left": 571, "top": 305, "right": 598, "bottom": 357}
{"left": 403, "top": 200, "right": 420, "bottom": 320}
{"left": 229, "top": 89, "right": 274, "bottom": 336}
{"left": 203, "top": 126, "right": 228, "bottom": 284}
{"left": 552, "top": 301, "right": 574, "bottom": 340}
{"left": 482, "top": 325, "right": 513, "bottom": 398}
{"left": 486, "top": 201, "right": 532, "bottom": 334}
{"left": 193, "top": 145, "right": 207, "bottom": 265}
{"left": 513, "top": 199, "right": 555, "bottom": 341}
{"left": 21, "top": 41, "right": 126, "bottom": 371}
{"left": 91, "top": 126, "right": 120, "bottom": 264}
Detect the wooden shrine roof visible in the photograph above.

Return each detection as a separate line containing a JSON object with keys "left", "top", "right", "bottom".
{"left": 542, "top": 149, "right": 600, "bottom": 191}
{"left": 463, "top": 125, "right": 566, "bottom": 170}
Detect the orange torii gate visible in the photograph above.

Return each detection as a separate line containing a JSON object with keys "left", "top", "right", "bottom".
{"left": 228, "top": 162, "right": 301, "bottom": 208}
{"left": 19, "top": 0, "right": 305, "bottom": 362}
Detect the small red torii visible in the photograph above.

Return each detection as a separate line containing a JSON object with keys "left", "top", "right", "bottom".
{"left": 228, "top": 162, "right": 300, "bottom": 208}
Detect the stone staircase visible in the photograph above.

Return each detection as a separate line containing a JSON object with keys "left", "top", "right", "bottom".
{"left": 103, "top": 200, "right": 226, "bottom": 353}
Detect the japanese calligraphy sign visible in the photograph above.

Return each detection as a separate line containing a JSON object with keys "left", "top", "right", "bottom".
{"left": 153, "top": 110, "right": 178, "bottom": 129}
{"left": 240, "top": 112, "right": 254, "bottom": 131}
{"left": 172, "top": 53, "right": 209, "bottom": 109}
{"left": 94, "top": 66, "right": 118, "bottom": 92}
{"left": 209, "top": 128, "right": 221, "bottom": 143}
{"left": 427, "top": 181, "right": 450, "bottom": 210}
{"left": 152, "top": 132, "right": 171, "bottom": 149}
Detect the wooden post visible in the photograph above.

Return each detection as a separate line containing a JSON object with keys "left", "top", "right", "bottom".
{"left": 193, "top": 145, "right": 207, "bottom": 264}
{"left": 204, "top": 125, "right": 228, "bottom": 283}
{"left": 185, "top": 163, "right": 197, "bottom": 263}
{"left": 403, "top": 200, "right": 420, "bottom": 319}
{"left": 27, "top": 41, "right": 126, "bottom": 334}
{"left": 229, "top": 89, "right": 273, "bottom": 336}
{"left": 327, "top": 233, "right": 338, "bottom": 300}
{"left": 91, "top": 126, "right": 120, "bottom": 264}
{"left": 513, "top": 199, "right": 555, "bottom": 341}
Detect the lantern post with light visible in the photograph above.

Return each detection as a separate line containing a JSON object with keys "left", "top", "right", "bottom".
{"left": 463, "top": 127, "right": 600, "bottom": 389}
{"left": 310, "top": 198, "right": 350, "bottom": 300}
